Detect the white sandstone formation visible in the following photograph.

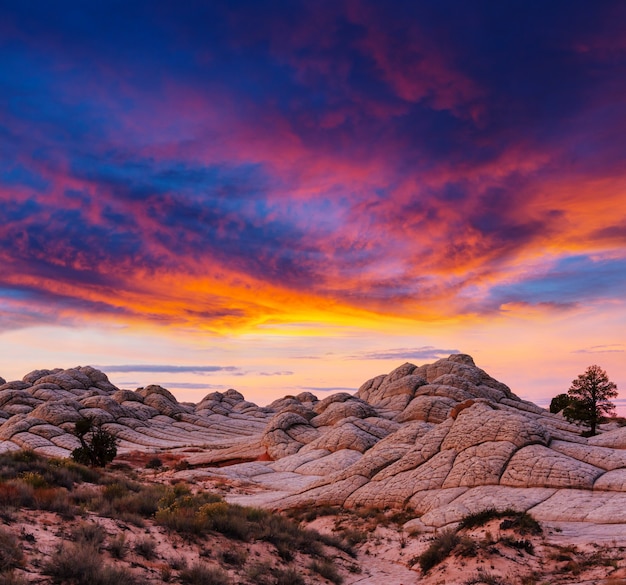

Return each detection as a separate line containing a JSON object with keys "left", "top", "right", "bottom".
{"left": 2, "top": 354, "right": 626, "bottom": 529}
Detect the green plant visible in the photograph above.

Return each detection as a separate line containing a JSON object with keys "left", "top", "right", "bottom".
{"left": 71, "top": 418, "right": 118, "bottom": 467}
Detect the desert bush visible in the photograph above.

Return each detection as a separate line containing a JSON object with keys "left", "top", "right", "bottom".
{"left": 500, "top": 535, "right": 534, "bottom": 555}
{"left": 35, "top": 486, "right": 76, "bottom": 516}
{"left": 339, "top": 528, "right": 368, "bottom": 546}
{"left": 245, "top": 562, "right": 274, "bottom": 585}
{"left": 0, "top": 481, "right": 34, "bottom": 508}
{"left": 87, "top": 481, "right": 166, "bottom": 525}
{"left": 156, "top": 482, "right": 350, "bottom": 559}
{"left": 414, "top": 528, "right": 460, "bottom": 573}
{"left": 310, "top": 559, "right": 343, "bottom": 584}
{"left": 275, "top": 567, "right": 306, "bottom": 585}
{"left": 464, "top": 569, "right": 506, "bottom": 585}
{"left": 44, "top": 541, "right": 142, "bottom": 585}
{"left": 218, "top": 548, "right": 247, "bottom": 567}
{"left": 0, "top": 451, "right": 96, "bottom": 487}
{"left": 389, "top": 509, "right": 415, "bottom": 525}
{"left": 174, "top": 459, "right": 190, "bottom": 471}
{"left": 288, "top": 505, "right": 341, "bottom": 523}
{"left": 19, "top": 471, "right": 47, "bottom": 489}
{"left": 134, "top": 536, "right": 157, "bottom": 560}
{"left": 499, "top": 512, "right": 542, "bottom": 536}
{"left": 459, "top": 507, "right": 542, "bottom": 535}
{"left": 458, "top": 507, "right": 504, "bottom": 529}
{"left": 179, "top": 562, "right": 230, "bottom": 585}
{"left": 146, "top": 457, "right": 163, "bottom": 470}
{"left": 456, "top": 535, "right": 477, "bottom": 557}
{"left": 108, "top": 533, "right": 127, "bottom": 559}
{"left": 0, "top": 527, "right": 23, "bottom": 572}
{"left": 71, "top": 522, "right": 106, "bottom": 548}
{"left": 71, "top": 418, "right": 118, "bottom": 468}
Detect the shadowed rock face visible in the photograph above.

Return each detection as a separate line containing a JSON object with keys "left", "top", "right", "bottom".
{"left": 2, "top": 354, "right": 626, "bottom": 527}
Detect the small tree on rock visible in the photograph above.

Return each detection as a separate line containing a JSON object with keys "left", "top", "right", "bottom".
{"left": 71, "top": 417, "right": 118, "bottom": 467}
{"left": 549, "top": 393, "right": 572, "bottom": 414}
{"left": 562, "top": 365, "right": 618, "bottom": 436}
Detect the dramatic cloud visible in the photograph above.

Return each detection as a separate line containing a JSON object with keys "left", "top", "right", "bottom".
{"left": 1, "top": 0, "right": 625, "bottom": 335}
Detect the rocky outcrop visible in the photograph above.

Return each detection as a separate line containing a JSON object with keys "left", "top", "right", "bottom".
{"left": 2, "top": 354, "right": 626, "bottom": 529}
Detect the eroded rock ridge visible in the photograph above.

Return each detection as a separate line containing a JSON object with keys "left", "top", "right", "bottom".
{"left": 2, "top": 354, "right": 626, "bottom": 528}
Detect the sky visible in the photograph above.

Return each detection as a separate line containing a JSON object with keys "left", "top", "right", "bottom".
{"left": 1, "top": 1, "right": 625, "bottom": 409}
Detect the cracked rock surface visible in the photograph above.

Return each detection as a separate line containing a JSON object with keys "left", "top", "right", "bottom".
{"left": 2, "top": 354, "right": 626, "bottom": 528}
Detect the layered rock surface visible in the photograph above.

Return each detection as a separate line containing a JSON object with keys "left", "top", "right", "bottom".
{"left": 2, "top": 355, "right": 626, "bottom": 528}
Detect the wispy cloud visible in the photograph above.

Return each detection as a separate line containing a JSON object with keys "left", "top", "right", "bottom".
{"left": 348, "top": 347, "right": 459, "bottom": 361}
{"left": 573, "top": 345, "right": 625, "bottom": 354}
{"left": 298, "top": 386, "right": 356, "bottom": 393}
{"left": 97, "top": 365, "right": 239, "bottom": 374}
{"left": 259, "top": 371, "right": 294, "bottom": 376}
{"left": 159, "top": 382, "right": 227, "bottom": 390}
